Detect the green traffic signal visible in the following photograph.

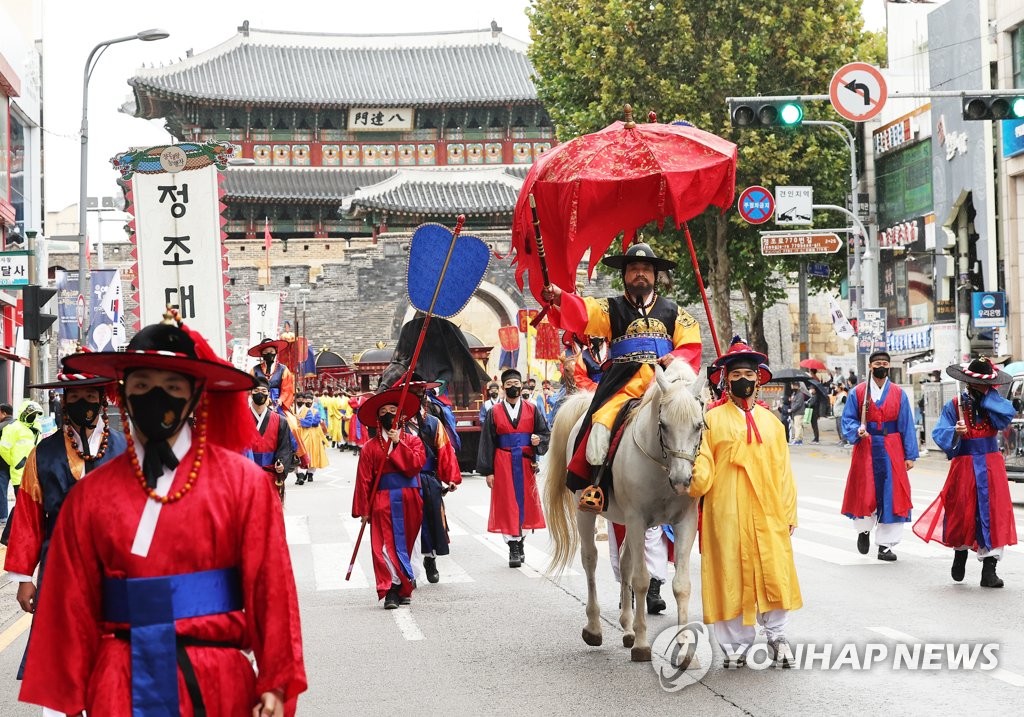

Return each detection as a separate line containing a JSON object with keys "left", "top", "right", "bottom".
{"left": 1013, "top": 98, "right": 1024, "bottom": 118}
{"left": 779, "top": 102, "right": 803, "bottom": 126}
{"left": 962, "top": 95, "right": 1024, "bottom": 121}
{"left": 729, "top": 99, "right": 805, "bottom": 129}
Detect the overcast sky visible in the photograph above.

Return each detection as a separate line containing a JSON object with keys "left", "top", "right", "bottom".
{"left": 40, "top": 0, "right": 883, "bottom": 213}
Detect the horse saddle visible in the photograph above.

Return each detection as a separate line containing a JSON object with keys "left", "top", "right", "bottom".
{"left": 574, "top": 399, "right": 641, "bottom": 514}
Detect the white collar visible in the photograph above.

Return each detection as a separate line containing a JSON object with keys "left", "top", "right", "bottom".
{"left": 870, "top": 378, "right": 889, "bottom": 402}
{"left": 70, "top": 416, "right": 107, "bottom": 456}
{"left": 250, "top": 403, "right": 269, "bottom": 428}
{"left": 130, "top": 424, "right": 194, "bottom": 559}
{"left": 503, "top": 399, "right": 522, "bottom": 419}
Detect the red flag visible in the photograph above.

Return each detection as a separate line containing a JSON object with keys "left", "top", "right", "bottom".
{"left": 264, "top": 218, "right": 272, "bottom": 251}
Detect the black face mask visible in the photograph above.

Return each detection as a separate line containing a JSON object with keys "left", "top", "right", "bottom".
{"left": 505, "top": 386, "right": 521, "bottom": 399}
{"left": 252, "top": 393, "right": 269, "bottom": 406}
{"left": 379, "top": 413, "right": 395, "bottom": 431}
{"left": 872, "top": 366, "right": 889, "bottom": 380}
{"left": 488, "top": 390, "right": 499, "bottom": 399}
{"left": 128, "top": 387, "right": 190, "bottom": 443}
{"left": 968, "top": 388, "right": 986, "bottom": 405}
{"left": 262, "top": 353, "right": 276, "bottom": 367}
{"left": 66, "top": 399, "right": 102, "bottom": 429}
{"left": 730, "top": 378, "right": 756, "bottom": 399}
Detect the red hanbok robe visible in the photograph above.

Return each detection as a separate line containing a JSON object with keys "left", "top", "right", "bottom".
{"left": 352, "top": 433, "right": 426, "bottom": 599}
{"left": 19, "top": 445, "right": 306, "bottom": 716}
{"left": 841, "top": 382, "right": 915, "bottom": 521}
{"left": 914, "top": 394, "right": 1019, "bottom": 551}
{"left": 480, "top": 401, "right": 547, "bottom": 535}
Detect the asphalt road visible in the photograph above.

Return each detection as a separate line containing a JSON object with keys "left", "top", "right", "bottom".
{"left": 1, "top": 435, "right": 1023, "bottom": 715}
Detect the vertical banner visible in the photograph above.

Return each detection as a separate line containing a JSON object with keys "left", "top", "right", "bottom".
{"left": 248, "top": 291, "right": 282, "bottom": 346}
{"left": 54, "top": 269, "right": 80, "bottom": 360}
{"left": 115, "top": 142, "right": 233, "bottom": 356}
{"left": 826, "top": 293, "right": 856, "bottom": 340}
{"left": 87, "top": 268, "right": 126, "bottom": 352}
{"left": 856, "top": 308, "right": 888, "bottom": 355}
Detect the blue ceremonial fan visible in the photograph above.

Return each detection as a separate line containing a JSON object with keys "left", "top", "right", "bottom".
{"left": 407, "top": 221, "right": 490, "bottom": 318}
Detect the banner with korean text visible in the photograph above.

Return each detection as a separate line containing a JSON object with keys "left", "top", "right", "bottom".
{"left": 248, "top": 291, "right": 282, "bottom": 347}
{"left": 87, "top": 268, "right": 126, "bottom": 352}
{"left": 114, "top": 142, "right": 233, "bottom": 356}
{"left": 54, "top": 269, "right": 80, "bottom": 360}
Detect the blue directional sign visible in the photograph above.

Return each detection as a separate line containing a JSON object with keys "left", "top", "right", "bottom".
{"left": 807, "top": 261, "right": 831, "bottom": 278}
{"left": 737, "top": 185, "right": 775, "bottom": 225}
{"left": 972, "top": 291, "right": 1007, "bottom": 328}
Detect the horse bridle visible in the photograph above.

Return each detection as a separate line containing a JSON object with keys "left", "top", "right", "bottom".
{"left": 633, "top": 395, "right": 705, "bottom": 470}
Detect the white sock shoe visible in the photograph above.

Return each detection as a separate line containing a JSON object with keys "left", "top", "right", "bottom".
{"left": 586, "top": 423, "right": 611, "bottom": 466}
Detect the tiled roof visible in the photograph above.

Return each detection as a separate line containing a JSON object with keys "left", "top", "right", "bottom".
{"left": 342, "top": 168, "right": 523, "bottom": 218}
{"left": 130, "top": 28, "right": 539, "bottom": 111}
{"left": 222, "top": 168, "right": 397, "bottom": 203}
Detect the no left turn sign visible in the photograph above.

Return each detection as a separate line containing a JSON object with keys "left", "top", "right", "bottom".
{"left": 829, "top": 62, "right": 887, "bottom": 122}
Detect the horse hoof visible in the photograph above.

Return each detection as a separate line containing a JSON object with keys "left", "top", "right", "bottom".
{"left": 582, "top": 628, "right": 603, "bottom": 647}
{"left": 631, "top": 646, "right": 652, "bottom": 662}
{"left": 622, "top": 634, "right": 635, "bottom": 648}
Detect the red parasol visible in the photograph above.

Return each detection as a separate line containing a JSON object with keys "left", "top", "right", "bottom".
{"left": 799, "top": 358, "right": 828, "bottom": 372}
{"left": 510, "top": 106, "right": 738, "bottom": 306}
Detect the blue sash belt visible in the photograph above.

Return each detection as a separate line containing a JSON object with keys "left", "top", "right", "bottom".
{"left": 955, "top": 436, "right": 998, "bottom": 456}
{"left": 867, "top": 420, "right": 899, "bottom": 436}
{"left": 610, "top": 335, "right": 673, "bottom": 364}
{"left": 252, "top": 450, "right": 274, "bottom": 468}
{"left": 497, "top": 433, "right": 533, "bottom": 527}
{"left": 378, "top": 472, "right": 419, "bottom": 580}
{"left": 102, "top": 567, "right": 242, "bottom": 717}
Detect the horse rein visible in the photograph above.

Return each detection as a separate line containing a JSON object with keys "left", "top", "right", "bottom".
{"left": 632, "top": 394, "right": 704, "bottom": 470}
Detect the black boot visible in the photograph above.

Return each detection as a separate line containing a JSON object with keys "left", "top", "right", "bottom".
{"left": 383, "top": 586, "right": 400, "bottom": 609}
{"left": 306, "top": 471, "right": 314, "bottom": 482}
{"left": 857, "top": 531, "right": 870, "bottom": 555}
{"left": 951, "top": 549, "right": 968, "bottom": 582}
{"left": 877, "top": 546, "right": 897, "bottom": 562}
{"left": 295, "top": 473, "right": 305, "bottom": 486}
{"left": 980, "top": 557, "right": 1004, "bottom": 588}
{"left": 508, "top": 540, "right": 523, "bottom": 568}
{"left": 646, "top": 578, "right": 667, "bottom": 615}
{"left": 424, "top": 556, "right": 440, "bottom": 584}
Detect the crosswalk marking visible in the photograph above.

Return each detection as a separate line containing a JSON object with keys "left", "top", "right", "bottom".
{"left": 789, "top": 536, "right": 885, "bottom": 566}
{"left": 284, "top": 515, "right": 311, "bottom": 545}
{"left": 868, "top": 627, "right": 1024, "bottom": 688}
{"left": 312, "top": 543, "right": 368, "bottom": 590}
{"left": 393, "top": 609, "right": 425, "bottom": 641}
{"left": 472, "top": 534, "right": 542, "bottom": 578}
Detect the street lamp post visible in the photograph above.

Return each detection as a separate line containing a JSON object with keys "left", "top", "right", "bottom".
{"left": 79, "top": 29, "right": 169, "bottom": 344}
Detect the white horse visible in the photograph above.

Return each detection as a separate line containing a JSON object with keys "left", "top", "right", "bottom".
{"left": 543, "top": 360, "right": 705, "bottom": 661}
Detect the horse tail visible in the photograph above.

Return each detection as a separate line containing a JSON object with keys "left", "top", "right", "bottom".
{"left": 543, "top": 392, "right": 592, "bottom": 576}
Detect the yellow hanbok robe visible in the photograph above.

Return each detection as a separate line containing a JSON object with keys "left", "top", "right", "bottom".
{"left": 338, "top": 395, "right": 353, "bottom": 441}
{"left": 325, "top": 395, "right": 344, "bottom": 444}
{"left": 690, "top": 401, "right": 802, "bottom": 625}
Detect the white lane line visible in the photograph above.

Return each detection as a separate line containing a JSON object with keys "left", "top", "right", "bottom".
{"left": 472, "top": 534, "right": 541, "bottom": 578}
{"left": 789, "top": 536, "right": 885, "bottom": 566}
{"left": 796, "top": 518, "right": 948, "bottom": 559}
{"left": 284, "top": 515, "right": 311, "bottom": 545}
{"left": 446, "top": 521, "right": 468, "bottom": 537}
{"left": 312, "top": 543, "right": 368, "bottom": 590}
{"left": 868, "top": 627, "right": 1024, "bottom": 687}
{"left": 435, "top": 555, "right": 475, "bottom": 584}
{"left": 393, "top": 608, "right": 425, "bottom": 641}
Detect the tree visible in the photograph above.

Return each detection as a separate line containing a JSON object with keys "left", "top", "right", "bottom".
{"left": 528, "top": 0, "right": 879, "bottom": 354}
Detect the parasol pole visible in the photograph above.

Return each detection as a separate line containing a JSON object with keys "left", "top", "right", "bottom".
{"left": 681, "top": 222, "right": 722, "bottom": 356}
{"left": 346, "top": 215, "right": 467, "bottom": 580}
{"left": 529, "top": 194, "right": 553, "bottom": 328}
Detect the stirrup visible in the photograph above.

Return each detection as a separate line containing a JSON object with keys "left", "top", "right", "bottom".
{"left": 578, "top": 485, "right": 605, "bottom": 513}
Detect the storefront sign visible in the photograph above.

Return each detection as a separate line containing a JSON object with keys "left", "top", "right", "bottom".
{"left": 886, "top": 325, "right": 932, "bottom": 355}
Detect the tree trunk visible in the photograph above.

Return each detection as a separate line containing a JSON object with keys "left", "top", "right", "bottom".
{"left": 700, "top": 213, "right": 732, "bottom": 354}
{"left": 745, "top": 288, "right": 768, "bottom": 355}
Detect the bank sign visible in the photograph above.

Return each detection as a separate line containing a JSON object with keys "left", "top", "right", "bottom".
{"left": 971, "top": 291, "right": 1006, "bottom": 328}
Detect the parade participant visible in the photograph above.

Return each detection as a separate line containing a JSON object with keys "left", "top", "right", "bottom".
{"left": 337, "top": 390, "right": 355, "bottom": 451}
{"left": 535, "top": 380, "right": 557, "bottom": 427}
{"left": 20, "top": 312, "right": 305, "bottom": 716}
{"left": 246, "top": 376, "right": 294, "bottom": 501}
{"left": 690, "top": 338, "right": 801, "bottom": 668}
{"left": 840, "top": 350, "right": 918, "bottom": 561}
{"left": 294, "top": 391, "right": 328, "bottom": 485}
{"left": 914, "top": 357, "right": 1017, "bottom": 587}
{"left": 325, "top": 388, "right": 345, "bottom": 449}
{"left": 249, "top": 338, "right": 295, "bottom": 412}
{"left": 0, "top": 400, "right": 44, "bottom": 546}
{"left": 406, "top": 381, "right": 462, "bottom": 584}
{"left": 478, "top": 380, "right": 501, "bottom": 424}
{"left": 573, "top": 335, "right": 608, "bottom": 392}
{"left": 352, "top": 388, "right": 426, "bottom": 609}
{"left": 4, "top": 362, "right": 127, "bottom": 693}
{"left": 476, "top": 368, "right": 549, "bottom": 568}
{"left": 541, "top": 243, "right": 701, "bottom": 510}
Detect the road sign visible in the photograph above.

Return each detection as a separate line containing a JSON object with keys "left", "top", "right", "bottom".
{"left": 830, "top": 62, "right": 887, "bottom": 122}
{"left": 760, "top": 233, "right": 843, "bottom": 256}
{"left": 972, "top": 291, "right": 1007, "bottom": 328}
{"left": 0, "top": 251, "right": 30, "bottom": 287}
{"left": 737, "top": 185, "right": 775, "bottom": 225}
{"left": 775, "top": 186, "right": 813, "bottom": 225}
{"left": 807, "top": 261, "right": 831, "bottom": 278}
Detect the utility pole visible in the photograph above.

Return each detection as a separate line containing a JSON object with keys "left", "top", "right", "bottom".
{"left": 26, "top": 230, "right": 40, "bottom": 396}
{"left": 798, "top": 263, "right": 809, "bottom": 360}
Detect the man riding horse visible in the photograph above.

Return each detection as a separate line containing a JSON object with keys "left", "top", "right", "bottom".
{"left": 542, "top": 242, "right": 702, "bottom": 511}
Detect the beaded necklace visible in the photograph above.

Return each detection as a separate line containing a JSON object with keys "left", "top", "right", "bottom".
{"left": 126, "top": 395, "right": 209, "bottom": 505}
{"left": 65, "top": 404, "right": 111, "bottom": 461}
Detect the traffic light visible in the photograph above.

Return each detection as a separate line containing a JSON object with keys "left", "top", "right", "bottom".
{"left": 23, "top": 284, "right": 57, "bottom": 341}
{"left": 962, "top": 95, "right": 1024, "bottom": 121}
{"left": 729, "top": 99, "right": 804, "bottom": 128}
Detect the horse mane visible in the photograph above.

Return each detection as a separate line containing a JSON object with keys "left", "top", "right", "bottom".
{"left": 628, "top": 360, "right": 703, "bottom": 426}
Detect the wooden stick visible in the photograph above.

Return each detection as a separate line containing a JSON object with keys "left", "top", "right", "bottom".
{"left": 682, "top": 222, "right": 722, "bottom": 356}
{"left": 529, "top": 194, "right": 553, "bottom": 328}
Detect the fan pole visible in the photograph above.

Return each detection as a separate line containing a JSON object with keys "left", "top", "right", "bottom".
{"left": 682, "top": 222, "right": 722, "bottom": 356}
